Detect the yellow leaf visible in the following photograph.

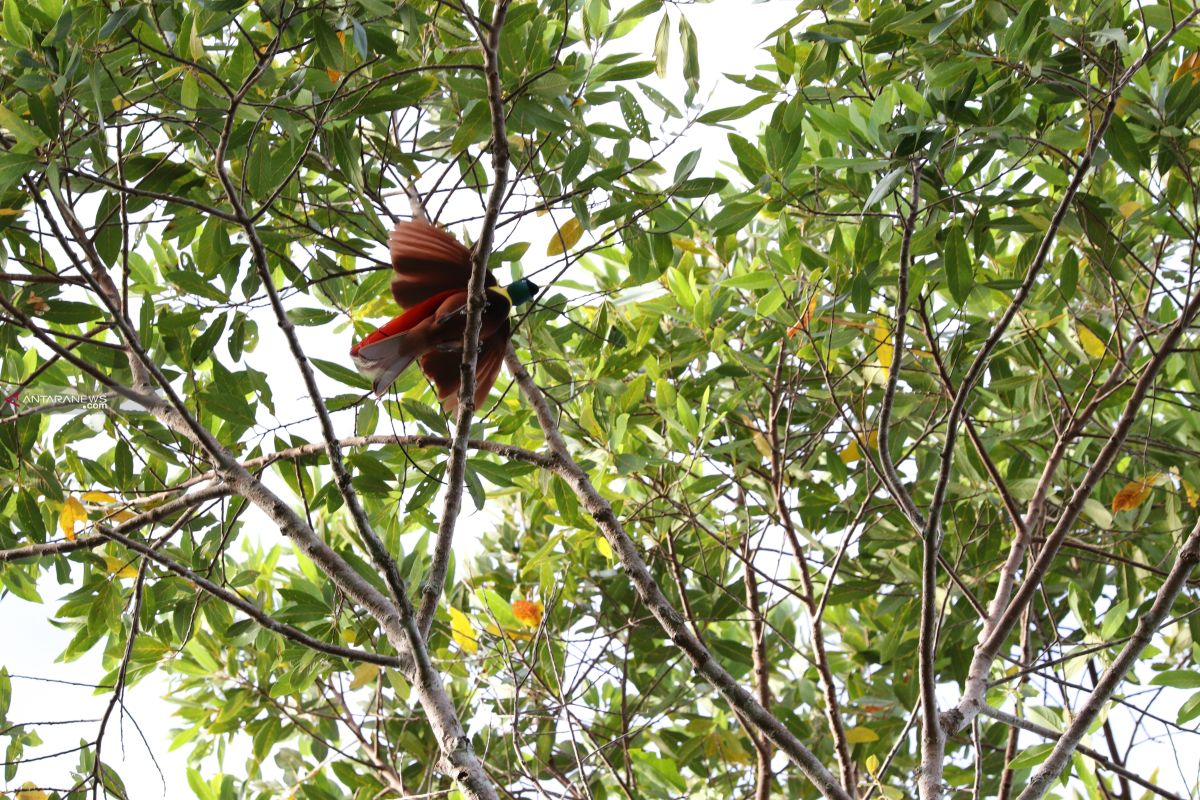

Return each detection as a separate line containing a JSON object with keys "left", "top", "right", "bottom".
{"left": 1076, "top": 323, "right": 1106, "bottom": 358}
{"left": 1111, "top": 475, "right": 1158, "bottom": 513}
{"left": 1183, "top": 478, "right": 1199, "bottom": 509}
{"left": 866, "top": 754, "right": 880, "bottom": 776}
{"left": 546, "top": 217, "right": 584, "bottom": 256}
{"left": 846, "top": 726, "right": 880, "bottom": 744}
{"left": 82, "top": 491, "right": 118, "bottom": 504}
{"left": 15, "top": 782, "right": 48, "bottom": 800}
{"left": 839, "top": 431, "right": 877, "bottom": 464}
{"left": 110, "top": 509, "right": 136, "bottom": 523}
{"left": 449, "top": 607, "right": 478, "bottom": 653}
{"left": 671, "top": 236, "right": 707, "bottom": 255}
{"left": 1118, "top": 201, "right": 1141, "bottom": 218}
{"left": 749, "top": 429, "right": 773, "bottom": 459}
{"left": 484, "top": 621, "right": 532, "bottom": 641}
{"left": 111, "top": 95, "right": 130, "bottom": 111}
{"left": 873, "top": 316, "right": 893, "bottom": 377}
{"left": 512, "top": 599, "right": 544, "bottom": 628}
{"left": 703, "top": 730, "right": 752, "bottom": 764}
{"left": 349, "top": 663, "right": 379, "bottom": 690}
{"left": 596, "top": 535, "right": 613, "bottom": 560}
{"left": 59, "top": 496, "right": 86, "bottom": 541}
{"left": 102, "top": 555, "right": 139, "bottom": 580}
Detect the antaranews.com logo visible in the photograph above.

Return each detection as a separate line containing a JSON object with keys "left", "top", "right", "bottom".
{"left": 1, "top": 387, "right": 112, "bottom": 412}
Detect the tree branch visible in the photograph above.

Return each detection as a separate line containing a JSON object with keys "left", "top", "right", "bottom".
{"left": 979, "top": 705, "right": 1188, "bottom": 800}
{"left": 1015, "top": 519, "right": 1200, "bottom": 800}
{"left": 505, "top": 345, "right": 852, "bottom": 800}
{"left": 417, "top": 0, "right": 514, "bottom": 638}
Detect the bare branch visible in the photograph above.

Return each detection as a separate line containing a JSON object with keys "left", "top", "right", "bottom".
{"left": 417, "top": 0, "right": 514, "bottom": 639}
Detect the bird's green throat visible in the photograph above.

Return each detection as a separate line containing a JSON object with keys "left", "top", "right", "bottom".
{"left": 505, "top": 277, "right": 539, "bottom": 306}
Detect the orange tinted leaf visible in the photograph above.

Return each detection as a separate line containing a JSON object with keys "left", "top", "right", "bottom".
{"left": 1111, "top": 476, "right": 1156, "bottom": 513}
{"left": 512, "top": 599, "right": 544, "bottom": 628}
{"left": 786, "top": 295, "right": 819, "bottom": 338}
{"left": 1175, "top": 52, "right": 1200, "bottom": 82}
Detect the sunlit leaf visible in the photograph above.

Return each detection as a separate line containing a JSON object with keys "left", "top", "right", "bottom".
{"left": 59, "top": 496, "right": 87, "bottom": 541}
{"left": 845, "top": 726, "right": 879, "bottom": 743}
{"left": 547, "top": 218, "right": 584, "bottom": 256}
{"left": 449, "top": 607, "right": 478, "bottom": 654}
{"left": 1076, "top": 323, "right": 1106, "bottom": 358}
{"left": 349, "top": 663, "right": 380, "bottom": 690}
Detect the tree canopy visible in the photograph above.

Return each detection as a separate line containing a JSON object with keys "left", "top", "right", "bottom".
{"left": 2, "top": 0, "right": 1200, "bottom": 798}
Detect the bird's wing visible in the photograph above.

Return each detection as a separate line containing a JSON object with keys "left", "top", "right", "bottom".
{"left": 473, "top": 322, "right": 510, "bottom": 409}
{"left": 419, "top": 319, "right": 510, "bottom": 411}
{"left": 389, "top": 221, "right": 496, "bottom": 308}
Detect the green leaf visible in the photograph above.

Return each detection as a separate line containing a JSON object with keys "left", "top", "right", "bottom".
{"left": 1007, "top": 742, "right": 1055, "bottom": 770}
{"left": 944, "top": 222, "right": 973, "bottom": 305}
{"left": 710, "top": 198, "right": 763, "bottom": 236}
{"left": 653, "top": 12, "right": 670, "bottom": 78}
{"left": 1179, "top": 691, "right": 1200, "bottom": 724}
{"left": 1105, "top": 116, "right": 1145, "bottom": 173}
{"left": 40, "top": 301, "right": 104, "bottom": 324}
{"left": 2, "top": 0, "right": 33, "bottom": 47}
{"left": 0, "top": 105, "right": 48, "bottom": 151}
{"left": 312, "top": 358, "right": 372, "bottom": 390}
{"left": 864, "top": 166, "right": 904, "bottom": 211}
{"left": 286, "top": 308, "right": 338, "bottom": 326}
{"left": 697, "top": 95, "right": 772, "bottom": 125}
{"left": 678, "top": 15, "right": 699, "bottom": 91}
{"left": 1149, "top": 670, "right": 1200, "bottom": 689}
{"left": 0, "top": 151, "right": 43, "bottom": 193}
